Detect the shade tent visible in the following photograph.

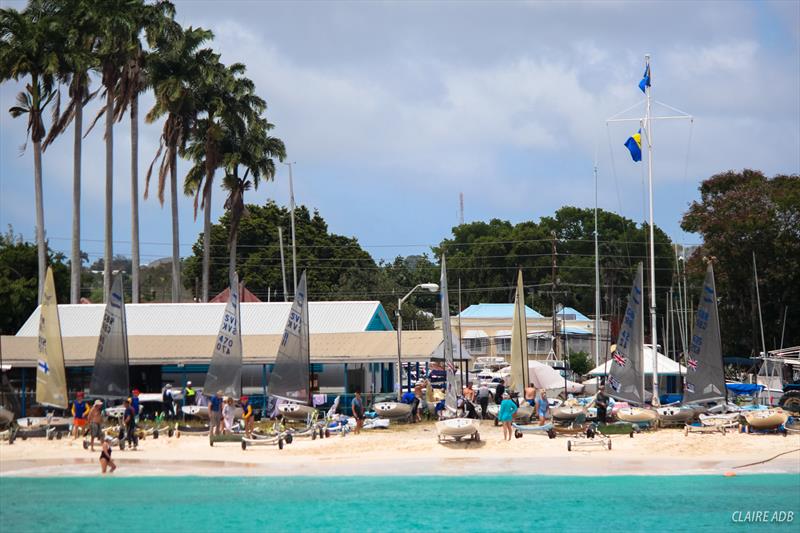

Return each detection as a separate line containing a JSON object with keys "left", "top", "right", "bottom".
{"left": 587, "top": 346, "right": 688, "bottom": 377}
{"left": 529, "top": 361, "right": 584, "bottom": 394}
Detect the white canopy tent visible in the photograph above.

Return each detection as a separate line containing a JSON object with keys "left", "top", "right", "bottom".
{"left": 529, "top": 360, "right": 584, "bottom": 394}
{"left": 587, "top": 346, "right": 688, "bottom": 377}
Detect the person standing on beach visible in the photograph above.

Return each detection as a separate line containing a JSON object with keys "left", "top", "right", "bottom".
{"left": 99, "top": 439, "right": 116, "bottom": 474}
{"left": 351, "top": 389, "right": 365, "bottom": 434}
{"left": 184, "top": 381, "right": 196, "bottom": 406}
{"left": 595, "top": 385, "right": 609, "bottom": 424}
{"left": 209, "top": 390, "right": 223, "bottom": 436}
{"left": 222, "top": 397, "right": 235, "bottom": 433}
{"left": 131, "top": 389, "right": 141, "bottom": 418}
{"left": 123, "top": 399, "right": 137, "bottom": 450}
{"left": 87, "top": 400, "right": 104, "bottom": 451}
{"left": 162, "top": 384, "right": 173, "bottom": 420}
{"left": 536, "top": 390, "right": 549, "bottom": 425}
{"left": 525, "top": 384, "right": 536, "bottom": 407}
{"left": 240, "top": 396, "right": 254, "bottom": 437}
{"left": 477, "top": 383, "right": 490, "bottom": 419}
{"left": 71, "top": 391, "right": 89, "bottom": 439}
{"left": 497, "top": 392, "right": 518, "bottom": 441}
{"left": 495, "top": 379, "right": 506, "bottom": 404}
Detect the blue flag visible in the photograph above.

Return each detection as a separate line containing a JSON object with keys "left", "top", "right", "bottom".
{"left": 639, "top": 65, "right": 651, "bottom": 93}
{"left": 625, "top": 130, "right": 642, "bottom": 162}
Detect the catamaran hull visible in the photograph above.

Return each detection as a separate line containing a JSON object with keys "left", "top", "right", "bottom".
{"left": 374, "top": 402, "right": 413, "bottom": 419}
{"left": 278, "top": 403, "right": 316, "bottom": 421}
{"left": 436, "top": 418, "right": 480, "bottom": 442}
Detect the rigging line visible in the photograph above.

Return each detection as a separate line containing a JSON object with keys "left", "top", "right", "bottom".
{"left": 605, "top": 122, "right": 635, "bottom": 270}
{"left": 732, "top": 448, "right": 800, "bottom": 470}
{"left": 680, "top": 118, "right": 695, "bottom": 249}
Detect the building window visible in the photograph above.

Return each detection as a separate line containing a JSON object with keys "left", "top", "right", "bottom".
{"left": 495, "top": 338, "right": 511, "bottom": 354}
{"left": 466, "top": 338, "right": 488, "bottom": 354}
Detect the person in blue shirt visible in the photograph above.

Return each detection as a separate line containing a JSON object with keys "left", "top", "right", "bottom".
{"left": 131, "top": 389, "right": 141, "bottom": 417}
{"left": 536, "top": 390, "right": 550, "bottom": 425}
{"left": 497, "top": 392, "right": 518, "bottom": 441}
{"left": 209, "top": 390, "right": 223, "bottom": 436}
{"left": 71, "top": 391, "right": 89, "bottom": 439}
{"left": 351, "top": 389, "right": 365, "bottom": 435}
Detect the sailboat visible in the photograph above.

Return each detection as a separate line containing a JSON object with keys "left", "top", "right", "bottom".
{"left": 17, "top": 267, "right": 72, "bottom": 435}
{"left": 435, "top": 255, "right": 481, "bottom": 442}
{"left": 89, "top": 274, "right": 130, "bottom": 403}
{"left": 608, "top": 263, "right": 658, "bottom": 425}
{"left": 271, "top": 271, "right": 317, "bottom": 422}
{"left": 503, "top": 270, "right": 535, "bottom": 421}
{"left": 660, "top": 262, "right": 723, "bottom": 424}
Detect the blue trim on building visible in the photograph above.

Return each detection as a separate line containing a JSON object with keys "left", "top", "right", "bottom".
{"left": 366, "top": 304, "right": 394, "bottom": 331}
{"left": 459, "top": 303, "right": 544, "bottom": 319}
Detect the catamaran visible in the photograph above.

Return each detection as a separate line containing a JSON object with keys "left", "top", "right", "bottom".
{"left": 435, "top": 255, "right": 481, "bottom": 442}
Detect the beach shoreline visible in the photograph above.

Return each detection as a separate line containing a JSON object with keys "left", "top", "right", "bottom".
{"left": 2, "top": 422, "right": 798, "bottom": 478}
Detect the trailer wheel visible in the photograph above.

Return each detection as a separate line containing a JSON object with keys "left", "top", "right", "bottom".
{"left": 241, "top": 441, "right": 247, "bottom": 451}
{"left": 153, "top": 429, "right": 159, "bottom": 439}
{"left": 607, "top": 439, "right": 612, "bottom": 450}
{"left": 285, "top": 433, "right": 293, "bottom": 444}
{"left": 514, "top": 430, "right": 523, "bottom": 439}
{"left": 312, "top": 430, "right": 317, "bottom": 440}
{"left": 567, "top": 440, "right": 572, "bottom": 452}
{"left": 319, "top": 428, "right": 325, "bottom": 439}
{"left": 175, "top": 430, "right": 181, "bottom": 438}
{"left": 325, "top": 429, "right": 331, "bottom": 438}
{"left": 475, "top": 432, "right": 481, "bottom": 442}
{"left": 168, "top": 428, "right": 174, "bottom": 438}
{"left": 278, "top": 438, "right": 284, "bottom": 450}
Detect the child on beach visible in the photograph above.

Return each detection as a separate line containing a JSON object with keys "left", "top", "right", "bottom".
{"left": 99, "top": 440, "right": 116, "bottom": 474}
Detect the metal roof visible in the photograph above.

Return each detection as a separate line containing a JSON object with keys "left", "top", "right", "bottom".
{"left": 557, "top": 307, "right": 591, "bottom": 321}
{"left": 15, "top": 301, "right": 392, "bottom": 337}
{"left": 0, "top": 330, "right": 466, "bottom": 367}
{"left": 458, "top": 303, "right": 544, "bottom": 319}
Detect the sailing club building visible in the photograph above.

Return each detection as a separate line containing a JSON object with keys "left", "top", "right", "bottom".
{"left": 1, "top": 300, "right": 469, "bottom": 417}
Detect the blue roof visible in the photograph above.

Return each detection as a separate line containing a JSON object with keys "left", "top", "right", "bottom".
{"left": 366, "top": 304, "right": 394, "bottom": 331}
{"left": 557, "top": 307, "right": 590, "bottom": 321}
{"left": 459, "top": 303, "right": 543, "bottom": 319}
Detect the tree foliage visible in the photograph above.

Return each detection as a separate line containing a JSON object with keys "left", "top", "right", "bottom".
{"left": 681, "top": 169, "right": 800, "bottom": 355}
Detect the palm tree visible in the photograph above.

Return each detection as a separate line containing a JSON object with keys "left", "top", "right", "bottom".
{"left": 91, "top": 0, "right": 139, "bottom": 302}
{"left": 43, "top": 0, "right": 97, "bottom": 304}
{"left": 146, "top": 26, "right": 214, "bottom": 302}
{"left": 221, "top": 116, "right": 286, "bottom": 277}
{"left": 184, "top": 61, "right": 263, "bottom": 301}
{"left": 113, "top": 0, "right": 177, "bottom": 303}
{"left": 0, "top": 1, "right": 60, "bottom": 304}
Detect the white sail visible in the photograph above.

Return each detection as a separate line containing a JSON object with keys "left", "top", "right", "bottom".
{"left": 441, "top": 255, "right": 458, "bottom": 414}
{"left": 36, "top": 266, "right": 68, "bottom": 409}
{"left": 683, "top": 263, "right": 726, "bottom": 403}
{"left": 509, "top": 269, "right": 530, "bottom": 396}
{"left": 89, "top": 274, "right": 130, "bottom": 399}
{"left": 269, "top": 271, "right": 311, "bottom": 404}
{"left": 608, "top": 263, "right": 645, "bottom": 405}
{"left": 203, "top": 272, "right": 243, "bottom": 399}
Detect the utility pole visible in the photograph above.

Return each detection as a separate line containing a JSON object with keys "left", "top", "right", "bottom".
{"left": 551, "top": 231, "right": 559, "bottom": 363}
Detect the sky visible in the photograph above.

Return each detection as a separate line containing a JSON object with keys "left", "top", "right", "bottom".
{"left": 1, "top": 0, "right": 799, "bottom": 267}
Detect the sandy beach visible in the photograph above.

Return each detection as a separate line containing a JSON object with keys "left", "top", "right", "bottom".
{"left": 2, "top": 422, "right": 798, "bottom": 478}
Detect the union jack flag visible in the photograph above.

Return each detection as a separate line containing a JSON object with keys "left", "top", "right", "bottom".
{"left": 687, "top": 358, "right": 698, "bottom": 371}
{"left": 612, "top": 351, "right": 627, "bottom": 367}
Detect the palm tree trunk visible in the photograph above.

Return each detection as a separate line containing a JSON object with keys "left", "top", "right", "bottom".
{"left": 170, "top": 145, "right": 180, "bottom": 302}
{"left": 130, "top": 95, "right": 140, "bottom": 303}
{"left": 202, "top": 173, "right": 212, "bottom": 302}
{"left": 229, "top": 226, "right": 237, "bottom": 280}
{"left": 103, "top": 88, "right": 113, "bottom": 303}
{"left": 70, "top": 102, "right": 82, "bottom": 304}
{"left": 33, "top": 138, "right": 46, "bottom": 305}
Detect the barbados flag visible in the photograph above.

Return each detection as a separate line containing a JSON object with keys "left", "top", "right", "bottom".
{"left": 639, "top": 64, "right": 651, "bottom": 93}
{"left": 624, "top": 129, "right": 642, "bottom": 162}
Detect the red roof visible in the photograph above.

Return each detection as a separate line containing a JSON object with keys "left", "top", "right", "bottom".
{"left": 209, "top": 286, "right": 261, "bottom": 303}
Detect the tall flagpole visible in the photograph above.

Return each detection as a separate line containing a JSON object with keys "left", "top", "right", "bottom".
{"left": 594, "top": 159, "right": 601, "bottom": 368}
{"left": 643, "top": 53, "right": 660, "bottom": 404}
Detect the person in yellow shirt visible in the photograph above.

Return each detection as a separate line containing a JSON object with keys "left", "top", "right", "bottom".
{"left": 240, "top": 396, "right": 254, "bottom": 437}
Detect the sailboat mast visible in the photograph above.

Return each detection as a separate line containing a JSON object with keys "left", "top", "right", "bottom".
{"left": 753, "top": 252, "right": 770, "bottom": 404}
{"left": 643, "top": 54, "right": 660, "bottom": 404}
{"left": 594, "top": 162, "right": 601, "bottom": 368}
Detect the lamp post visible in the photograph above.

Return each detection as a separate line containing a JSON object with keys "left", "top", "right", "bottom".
{"left": 396, "top": 283, "right": 439, "bottom": 401}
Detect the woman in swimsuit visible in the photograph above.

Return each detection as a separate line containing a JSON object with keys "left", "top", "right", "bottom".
{"left": 99, "top": 440, "right": 117, "bottom": 474}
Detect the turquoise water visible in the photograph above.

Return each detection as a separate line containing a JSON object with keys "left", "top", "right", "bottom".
{"left": 1, "top": 475, "right": 798, "bottom": 532}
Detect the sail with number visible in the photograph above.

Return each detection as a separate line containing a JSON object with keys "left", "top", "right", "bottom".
{"left": 203, "top": 272, "right": 243, "bottom": 398}
{"left": 269, "top": 271, "right": 310, "bottom": 404}
{"left": 89, "top": 275, "right": 130, "bottom": 399}
{"left": 509, "top": 269, "right": 530, "bottom": 396}
{"left": 36, "top": 266, "right": 68, "bottom": 409}
{"left": 683, "top": 263, "right": 726, "bottom": 403}
{"left": 440, "top": 255, "right": 458, "bottom": 415}
{"left": 608, "top": 263, "right": 645, "bottom": 405}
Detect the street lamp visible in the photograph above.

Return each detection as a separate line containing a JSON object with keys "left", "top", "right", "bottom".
{"left": 396, "top": 283, "right": 439, "bottom": 400}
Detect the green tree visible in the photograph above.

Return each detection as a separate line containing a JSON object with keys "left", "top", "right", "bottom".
{"left": 568, "top": 350, "right": 592, "bottom": 376}
{"left": 146, "top": 25, "right": 215, "bottom": 302}
{"left": 0, "top": 229, "right": 69, "bottom": 335}
{"left": 681, "top": 170, "right": 800, "bottom": 355}
{"left": 0, "top": 1, "right": 61, "bottom": 304}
